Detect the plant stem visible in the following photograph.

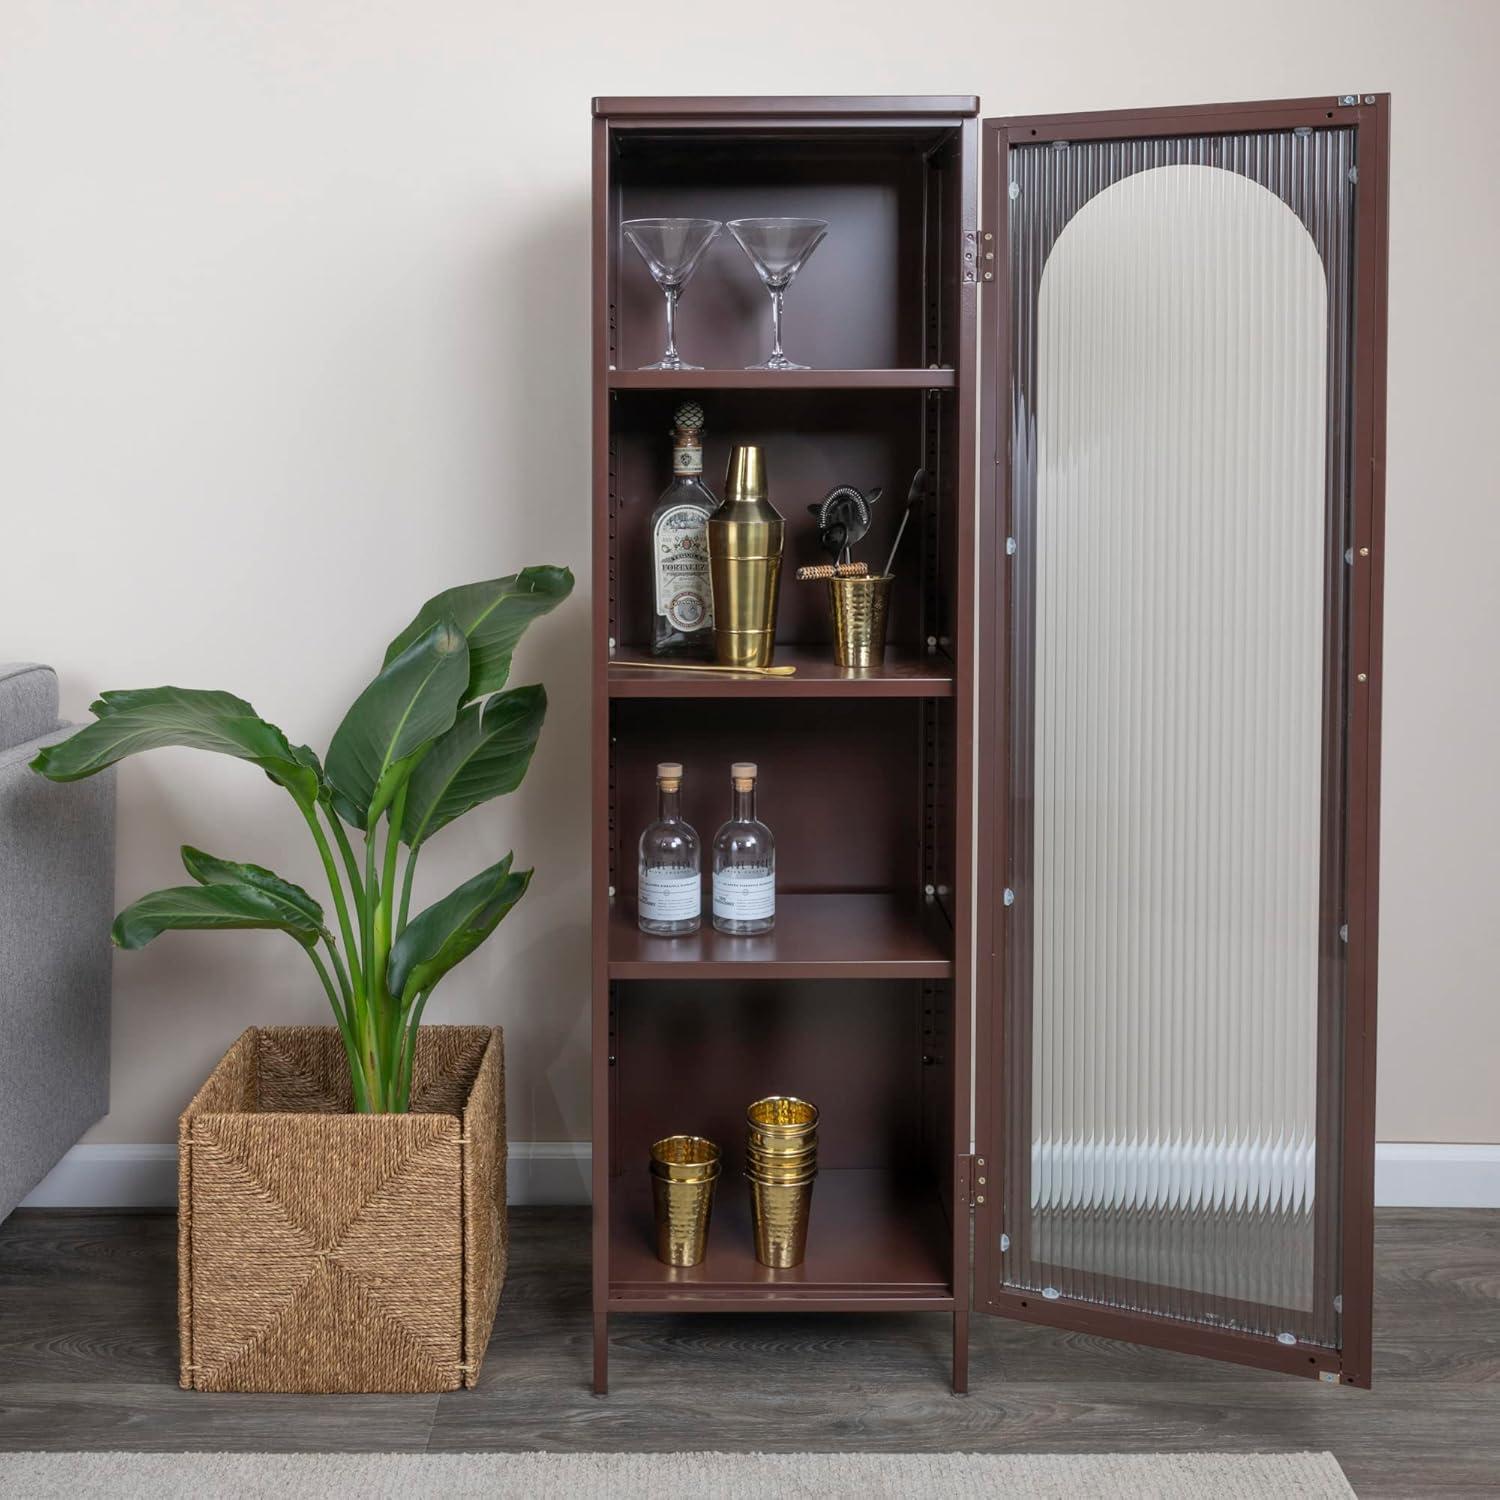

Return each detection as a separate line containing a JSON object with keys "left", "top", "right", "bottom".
{"left": 322, "top": 934, "right": 353, "bottom": 1010}
{"left": 310, "top": 946, "right": 349, "bottom": 1033}
{"left": 397, "top": 987, "right": 433, "bottom": 1111}
{"left": 326, "top": 809, "right": 366, "bottom": 911}
{"left": 398, "top": 844, "right": 419, "bottom": 934}
{"left": 301, "top": 806, "right": 364, "bottom": 994}
{"left": 383, "top": 784, "right": 405, "bottom": 947}
{"left": 370, "top": 784, "right": 408, "bottom": 1110}
{"left": 363, "top": 826, "right": 386, "bottom": 1105}
{"left": 309, "top": 946, "right": 368, "bottom": 1113}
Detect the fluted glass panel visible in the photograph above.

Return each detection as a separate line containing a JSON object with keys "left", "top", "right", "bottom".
{"left": 1002, "top": 139, "right": 1355, "bottom": 1349}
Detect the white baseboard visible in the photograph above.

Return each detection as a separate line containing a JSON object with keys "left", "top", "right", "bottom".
{"left": 1374, "top": 1143, "right": 1500, "bottom": 1208}
{"left": 20, "top": 1145, "right": 178, "bottom": 1210}
{"left": 19, "top": 1140, "right": 592, "bottom": 1210}
{"left": 502, "top": 1141, "right": 591, "bottom": 1206}
{"left": 18, "top": 1140, "right": 1500, "bottom": 1211}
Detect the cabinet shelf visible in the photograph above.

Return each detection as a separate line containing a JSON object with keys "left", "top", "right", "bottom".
{"left": 609, "top": 892, "right": 951, "bottom": 979}
{"left": 607, "top": 645, "right": 955, "bottom": 699}
{"left": 608, "top": 368, "right": 955, "bottom": 392}
{"left": 608, "top": 1168, "right": 954, "bottom": 1309}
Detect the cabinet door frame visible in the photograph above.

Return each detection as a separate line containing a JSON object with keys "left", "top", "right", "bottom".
{"left": 973, "top": 94, "right": 1390, "bottom": 1387}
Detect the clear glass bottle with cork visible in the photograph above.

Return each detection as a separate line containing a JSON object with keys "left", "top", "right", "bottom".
{"left": 712, "top": 762, "right": 775, "bottom": 935}
{"left": 650, "top": 402, "right": 716, "bottom": 658}
{"left": 638, "top": 762, "right": 701, "bottom": 936}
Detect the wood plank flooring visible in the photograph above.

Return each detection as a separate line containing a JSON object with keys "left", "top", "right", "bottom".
{"left": 1, "top": 1207, "right": 1496, "bottom": 1496}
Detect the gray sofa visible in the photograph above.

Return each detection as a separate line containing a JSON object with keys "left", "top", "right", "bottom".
{"left": 0, "top": 664, "right": 114, "bottom": 1219}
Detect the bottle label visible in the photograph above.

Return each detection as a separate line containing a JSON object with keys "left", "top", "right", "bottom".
{"left": 654, "top": 504, "right": 713, "bottom": 631}
{"left": 713, "top": 867, "right": 775, "bottom": 922}
{"left": 673, "top": 441, "right": 704, "bottom": 476}
{"left": 639, "top": 868, "right": 701, "bottom": 923}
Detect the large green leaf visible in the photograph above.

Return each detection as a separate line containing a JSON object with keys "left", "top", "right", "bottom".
{"left": 386, "top": 853, "right": 532, "bottom": 1003}
{"left": 29, "top": 687, "right": 319, "bottom": 811}
{"left": 326, "top": 618, "right": 469, "bottom": 828}
{"left": 179, "top": 845, "right": 327, "bottom": 936}
{"left": 400, "top": 684, "right": 547, "bottom": 850}
{"left": 383, "top": 567, "right": 573, "bottom": 703}
{"left": 111, "top": 882, "right": 324, "bottom": 950}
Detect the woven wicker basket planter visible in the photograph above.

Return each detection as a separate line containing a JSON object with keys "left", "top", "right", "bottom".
{"left": 177, "top": 1024, "right": 506, "bottom": 1393}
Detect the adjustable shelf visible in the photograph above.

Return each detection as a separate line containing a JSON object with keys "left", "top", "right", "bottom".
{"left": 608, "top": 1169, "right": 954, "bottom": 1310}
{"left": 608, "top": 892, "right": 953, "bottom": 979}
{"left": 592, "top": 94, "right": 977, "bottom": 1396}
{"left": 607, "top": 645, "right": 956, "bottom": 699}
{"left": 608, "top": 368, "right": 956, "bottom": 391}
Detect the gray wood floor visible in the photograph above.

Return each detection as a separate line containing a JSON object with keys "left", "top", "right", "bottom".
{"left": 0, "top": 1207, "right": 1496, "bottom": 1497}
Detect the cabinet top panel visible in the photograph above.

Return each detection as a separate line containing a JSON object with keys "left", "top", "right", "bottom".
{"left": 594, "top": 95, "right": 979, "bottom": 120}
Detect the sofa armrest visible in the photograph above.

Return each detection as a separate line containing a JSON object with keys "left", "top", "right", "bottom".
{"left": 0, "top": 725, "right": 115, "bottom": 1219}
{"left": 0, "top": 664, "right": 60, "bottom": 753}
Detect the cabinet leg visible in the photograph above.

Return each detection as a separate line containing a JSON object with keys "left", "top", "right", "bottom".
{"left": 952, "top": 1307, "right": 970, "bottom": 1395}
{"left": 593, "top": 1306, "right": 609, "bottom": 1396}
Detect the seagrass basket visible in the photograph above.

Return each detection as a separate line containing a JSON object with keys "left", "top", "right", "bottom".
{"left": 177, "top": 1024, "right": 506, "bottom": 1393}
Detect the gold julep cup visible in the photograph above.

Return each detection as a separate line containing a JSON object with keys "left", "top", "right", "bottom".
{"left": 709, "top": 445, "right": 784, "bottom": 669}
{"left": 747, "top": 1147, "right": 817, "bottom": 1182}
{"left": 649, "top": 1136, "right": 721, "bottom": 1268}
{"left": 745, "top": 1096, "right": 818, "bottom": 1267}
{"left": 828, "top": 574, "right": 893, "bottom": 668}
{"left": 746, "top": 1096, "right": 819, "bottom": 1148}
{"left": 747, "top": 1171, "right": 817, "bottom": 1269}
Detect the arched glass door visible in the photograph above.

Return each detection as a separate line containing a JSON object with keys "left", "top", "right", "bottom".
{"left": 976, "top": 97, "right": 1388, "bottom": 1386}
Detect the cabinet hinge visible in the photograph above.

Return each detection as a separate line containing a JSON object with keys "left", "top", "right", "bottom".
{"left": 962, "top": 229, "right": 980, "bottom": 285}
{"left": 962, "top": 1153, "right": 986, "bottom": 1209}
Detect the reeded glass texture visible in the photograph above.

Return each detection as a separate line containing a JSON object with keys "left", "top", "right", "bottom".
{"left": 1002, "top": 139, "right": 1358, "bottom": 1349}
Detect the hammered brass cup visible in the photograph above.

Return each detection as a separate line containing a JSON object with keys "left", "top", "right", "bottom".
{"left": 745, "top": 1097, "right": 818, "bottom": 1267}
{"left": 649, "top": 1136, "right": 720, "bottom": 1268}
{"left": 828, "top": 574, "right": 893, "bottom": 668}
{"left": 746, "top": 1096, "right": 819, "bottom": 1140}
{"left": 747, "top": 1172, "right": 817, "bottom": 1268}
{"left": 746, "top": 1140, "right": 818, "bottom": 1178}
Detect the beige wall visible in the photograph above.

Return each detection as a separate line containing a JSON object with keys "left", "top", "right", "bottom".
{"left": 2, "top": 0, "right": 1495, "bottom": 1148}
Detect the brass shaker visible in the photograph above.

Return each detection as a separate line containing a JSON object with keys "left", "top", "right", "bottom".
{"left": 708, "top": 445, "right": 784, "bottom": 669}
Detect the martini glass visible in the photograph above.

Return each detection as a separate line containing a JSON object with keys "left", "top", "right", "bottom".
{"left": 621, "top": 218, "right": 722, "bottom": 370}
{"left": 727, "top": 217, "right": 829, "bottom": 371}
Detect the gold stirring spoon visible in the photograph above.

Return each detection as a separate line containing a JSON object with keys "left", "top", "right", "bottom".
{"left": 610, "top": 660, "right": 797, "bottom": 678}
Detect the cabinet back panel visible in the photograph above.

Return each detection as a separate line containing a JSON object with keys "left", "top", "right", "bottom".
{"left": 612, "top": 145, "right": 931, "bottom": 371}
{"left": 611, "top": 697, "right": 922, "bottom": 897}
{"left": 612, "top": 979, "right": 924, "bottom": 1176}
{"left": 610, "top": 389, "right": 927, "bottom": 649}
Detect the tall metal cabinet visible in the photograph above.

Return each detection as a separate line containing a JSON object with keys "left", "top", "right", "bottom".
{"left": 590, "top": 93, "right": 1389, "bottom": 1394}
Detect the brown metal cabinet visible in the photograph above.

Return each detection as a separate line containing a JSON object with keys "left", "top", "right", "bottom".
{"left": 590, "top": 94, "right": 1388, "bottom": 1395}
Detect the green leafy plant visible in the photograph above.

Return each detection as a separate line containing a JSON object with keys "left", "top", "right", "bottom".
{"left": 32, "top": 566, "right": 573, "bottom": 1113}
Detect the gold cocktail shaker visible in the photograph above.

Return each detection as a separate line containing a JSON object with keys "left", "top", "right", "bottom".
{"left": 708, "top": 445, "right": 783, "bottom": 669}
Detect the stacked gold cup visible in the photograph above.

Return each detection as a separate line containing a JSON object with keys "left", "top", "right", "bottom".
{"left": 649, "top": 1135, "right": 721, "bottom": 1267}
{"left": 745, "top": 1096, "right": 818, "bottom": 1268}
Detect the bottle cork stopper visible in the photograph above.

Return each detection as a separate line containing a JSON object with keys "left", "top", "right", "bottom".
{"left": 657, "top": 761, "right": 683, "bottom": 786}
{"left": 730, "top": 761, "right": 757, "bottom": 785}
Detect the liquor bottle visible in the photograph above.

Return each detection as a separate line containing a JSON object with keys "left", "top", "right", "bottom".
{"left": 650, "top": 402, "right": 716, "bottom": 657}
{"left": 638, "top": 762, "right": 701, "bottom": 936}
{"left": 712, "top": 762, "right": 775, "bottom": 935}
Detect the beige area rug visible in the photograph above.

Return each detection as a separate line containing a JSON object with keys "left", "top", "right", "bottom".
{"left": 0, "top": 1450, "right": 1354, "bottom": 1498}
